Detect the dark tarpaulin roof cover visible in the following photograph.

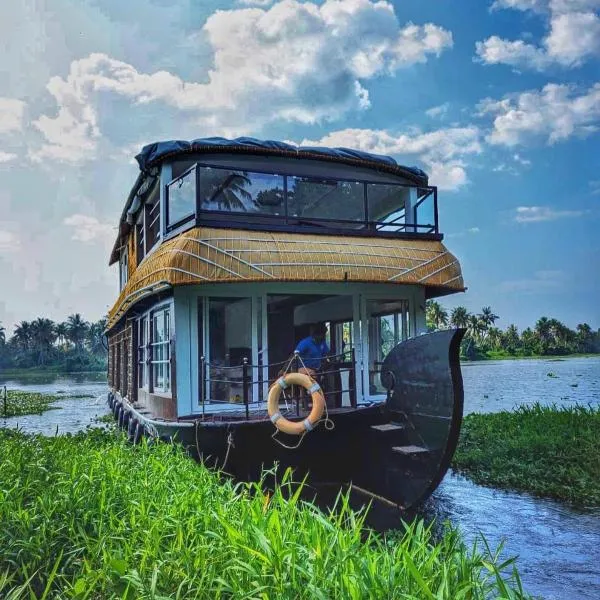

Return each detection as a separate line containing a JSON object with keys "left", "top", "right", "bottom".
{"left": 135, "top": 136, "right": 428, "bottom": 183}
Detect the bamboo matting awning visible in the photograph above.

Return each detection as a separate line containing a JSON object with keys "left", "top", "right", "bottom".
{"left": 107, "top": 227, "right": 464, "bottom": 330}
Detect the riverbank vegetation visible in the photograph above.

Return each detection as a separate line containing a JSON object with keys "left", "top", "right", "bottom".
{"left": 453, "top": 404, "right": 600, "bottom": 507}
{"left": 0, "top": 314, "right": 107, "bottom": 372}
{"left": 426, "top": 301, "right": 600, "bottom": 360}
{"left": 0, "top": 428, "right": 528, "bottom": 599}
{"left": 0, "top": 390, "right": 59, "bottom": 418}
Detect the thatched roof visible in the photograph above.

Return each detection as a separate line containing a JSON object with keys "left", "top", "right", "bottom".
{"left": 107, "top": 227, "right": 464, "bottom": 330}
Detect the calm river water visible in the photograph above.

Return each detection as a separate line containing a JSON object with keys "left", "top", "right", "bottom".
{"left": 1, "top": 356, "right": 599, "bottom": 599}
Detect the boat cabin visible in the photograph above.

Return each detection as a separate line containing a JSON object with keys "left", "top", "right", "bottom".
{"left": 106, "top": 138, "right": 464, "bottom": 422}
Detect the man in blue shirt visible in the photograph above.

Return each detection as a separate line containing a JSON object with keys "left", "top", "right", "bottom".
{"left": 295, "top": 323, "right": 330, "bottom": 376}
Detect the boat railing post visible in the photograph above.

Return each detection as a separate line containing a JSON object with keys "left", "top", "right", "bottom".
{"left": 242, "top": 357, "right": 249, "bottom": 420}
{"left": 293, "top": 351, "right": 300, "bottom": 416}
{"left": 200, "top": 356, "right": 206, "bottom": 419}
{"left": 351, "top": 348, "right": 357, "bottom": 408}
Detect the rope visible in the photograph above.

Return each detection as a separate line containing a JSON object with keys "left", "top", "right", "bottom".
{"left": 269, "top": 353, "right": 335, "bottom": 450}
{"left": 221, "top": 431, "right": 235, "bottom": 470}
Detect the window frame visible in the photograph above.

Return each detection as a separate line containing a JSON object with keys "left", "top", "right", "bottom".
{"left": 165, "top": 162, "right": 198, "bottom": 233}
{"left": 150, "top": 305, "right": 171, "bottom": 394}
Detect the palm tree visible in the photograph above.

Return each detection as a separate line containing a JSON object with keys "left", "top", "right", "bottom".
{"left": 13, "top": 321, "right": 32, "bottom": 351}
{"left": 502, "top": 324, "right": 520, "bottom": 354}
{"left": 0, "top": 322, "right": 5, "bottom": 346}
{"left": 576, "top": 323, "right": 593, "bottom": 353}
{"left": 30, "top": 318, "right": 56, "bottom": 366}
{"left": 55, "top": 322, "right": 69, "bottom": 349}
{"left": 203, "top": 170, "right": 253, "bottom": 211}
{"left": 66, "top": 314, "right": 89, "bottom": 353}
{"left": 426, "top": 300, "right": 448, "bottom": 331}
{"left": 480, "top": 306, "right": 499, "bottom": 330}
{"left": 486, "top": 327, "right": 503, "bottom": 350}
{"left": 87, "top": 318, "right": 108, "bottom": 355}
{"left": 450, "top": 306, "right": 470, "bottom": 329}
{"left": 534, "top": 317, "right": 551, "bottom": 354}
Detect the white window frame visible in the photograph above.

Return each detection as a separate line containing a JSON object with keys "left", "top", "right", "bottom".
{"left": 119, "top": 246, "right": 128, "bottom": 291}
{"left": 150, "top": 306, "right": 171, "bottom": 394}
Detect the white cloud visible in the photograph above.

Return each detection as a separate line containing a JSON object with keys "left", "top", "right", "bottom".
{"left": 513, "top": 153, "right": 532, "bottom": 165}
{"left": 63, "top": 214, "right": 114, "bottom": 243}
{"left": 238, "top": 0, "right": 274, "bottom": 5}
{"left": 479, "top": 82, "right": 600, "bottom": 146}
{"left": 0, "top": 98, "right": 26, "bottom": 135}
{"left": 514, "top": 205, "right": 586, "bottom": 221}
{"left": 590, "top": 180, "right": 600, "bottom": 194}
{"left": 0, "top": 151, "right": 18, "bottom": 163}
{"left": 29, "top": 0, "right": 453, "bottom": 164}
{"left": 0, "top": 230, "right": 20, "bottom": 254}
{"left": 295, "top": 126, "right": 482, "bottom": 190}
{"left": 426, "top": 103, "right": 450, "bottom": 118}
{"left": 476, "top": 0, "right": 600, "bottom": 70}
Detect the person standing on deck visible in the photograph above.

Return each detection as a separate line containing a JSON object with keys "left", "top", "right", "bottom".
{"left": 295, "top": 323, "right": 330, "bottom": 379}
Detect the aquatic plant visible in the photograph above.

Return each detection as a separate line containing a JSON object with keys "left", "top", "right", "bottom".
{"left": 0, "top": 390, "right": 59, "bottom": 418}
{"left": 0, "top": 429, "right": 529, "bottom": 599}
{"left": 454, "top": 404, "right": 600, "bottom": 506}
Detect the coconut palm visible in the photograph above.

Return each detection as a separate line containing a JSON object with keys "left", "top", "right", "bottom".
{"left": 0, "top": 322, "right": 5, "bottom": 345}
{"left": 480, "top": 306, "right": 499, "bottom": 329}
{"left": 66, "top": 314, "right": 89, "bottom": 353}
{"left": 503, "top": 324, "right": 520, "bottom": 354}
{"left": 13, "top": 321, "right": 32, "bottom": 351}
{"left": 426, "top": 300, "right": 448, "bottom": 331}
{"left": 55, "top": 322, "right": 69, "bottom": 349}
{"left": 450, "top": 306, "right": 470, "bottom": 329}
{"left": 534, "top": 317, "right": 551, "bottom": 353}
{"left": 30, "top": 318, "right": 56, "bottom": 366}
{"left": 87, "top": 318, "right": 108, "bottom": 355}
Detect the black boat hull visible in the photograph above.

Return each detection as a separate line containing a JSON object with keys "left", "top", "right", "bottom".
{"left": 108, "top": 329, "right": 465, "bottom": 512}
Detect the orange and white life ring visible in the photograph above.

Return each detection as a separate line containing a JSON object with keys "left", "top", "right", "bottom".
{"left": 267, "top": 372, "right": 325, "bottom": 435}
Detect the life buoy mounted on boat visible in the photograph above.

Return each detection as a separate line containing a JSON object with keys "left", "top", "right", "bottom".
{"left": 267, "top": 372, "right": 325, "bottom": 435}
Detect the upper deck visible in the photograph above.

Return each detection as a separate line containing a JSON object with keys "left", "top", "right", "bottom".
{"left": 107, "top": 138, "right": 463, "bottom": 329}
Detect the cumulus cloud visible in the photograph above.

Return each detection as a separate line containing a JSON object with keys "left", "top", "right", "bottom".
{"left": 476, "top": 0, "right": 600, "bottom": 70}
{"left": 514, "top": 205, "right": 586, "bottom": 221}
{"left": 63, "top": 214, "right": 114, "bottom": 243}
{"left": 425, "top": 103, "right": 449, "bottom": 118}
{"left": 0, "top": 229, "right": 20, "bottom": 254}
{"left": 295, "top": 126, "right": 482, "bottom": 190}
{"left": 0, "top": 97, "right": 26, "bottom": 135}
{"left": 29, "top": 0, "right": 452, "bottom": 164}
{"left": 479, "top": 82, "right": 600, "bottom": 146}
{"left": 0, "top": 151, "right": 17, "bottom": 163}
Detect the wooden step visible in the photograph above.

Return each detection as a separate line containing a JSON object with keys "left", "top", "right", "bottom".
{"left": 371, "top": 423, "right": 406, "bottom": 432}
{"left": 391, "top": 445, "right": 430, "bottom": 455}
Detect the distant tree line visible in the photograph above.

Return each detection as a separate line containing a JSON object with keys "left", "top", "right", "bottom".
{"left": 426, "top": 301, "right": 600, "bottom": 360}
{"left": 0, "top": 314, "right": 107, "bottom": 372}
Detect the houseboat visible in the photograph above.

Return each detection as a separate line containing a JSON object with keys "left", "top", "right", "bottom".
{"left": 106, "top": 137, "right": 465, "bottom": 510}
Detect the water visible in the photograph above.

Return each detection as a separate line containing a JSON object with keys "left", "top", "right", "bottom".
{"left": 1, "top": 358, "right": 600, "bottom": 598}
{"left": 0, "top": 372, "right": 110, "bottom": 434}
{"left": 462, "top": 356, "right": 600, "bottom": 414}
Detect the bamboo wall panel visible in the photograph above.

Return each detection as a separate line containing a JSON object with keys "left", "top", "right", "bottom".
{"left": 107, "top": 227, "right": 464, "bottom": 330}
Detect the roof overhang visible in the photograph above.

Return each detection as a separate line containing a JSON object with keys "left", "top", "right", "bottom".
{"left": 107, "top": 227, "right": 464, "bottom": 331}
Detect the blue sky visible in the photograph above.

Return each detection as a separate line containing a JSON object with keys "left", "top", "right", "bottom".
{"left": 0, "top": 0, "right": 598, "bottom": 333}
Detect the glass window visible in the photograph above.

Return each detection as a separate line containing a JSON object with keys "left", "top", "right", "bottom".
{"left": 145, "top": 192, "right": 160, "bottom": 251}
{"left": 167, "top": 166, "right": 196, "bottom": 229}
{"left": 136, "top": 213, "right": 145, "bottom": 266}
{"left": 151, "top": 308, "right": 171, "bottom": 393}
{"left": 367, "top": 184, "right": 410, "bottom": 231}
{"left": 119, "top": 247, "right": 128, "bottom": 291}
{"left": 199, "top": 167, "right": 285, "bottom": 215}
{"left": 138, "top": 316, "right": 148, "bottom": 388}
{"left": 367, "top": 299, "right": 409, "bottom": 395}
{"left": 288, "top": 177, "right": 364, "bottom": 224}
{"left": 208, "top": 297, "right": 252, "bottom": 402}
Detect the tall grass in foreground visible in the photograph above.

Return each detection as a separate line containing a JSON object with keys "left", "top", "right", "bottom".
{"left": 0, "top": 429, "right": 528, "bottom": 599}
{"left": 454, "top": 404, "right": 600, "bottom": 506}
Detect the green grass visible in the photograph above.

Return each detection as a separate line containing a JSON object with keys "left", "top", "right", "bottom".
{"left": 0, "top": 429, "right": 529, "bottom": 599}
{"left": 0, "top": 390, "right": 60, "bottom": 418}
{"left": 453, "top": 404, "right": 600, "bottom": 507}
